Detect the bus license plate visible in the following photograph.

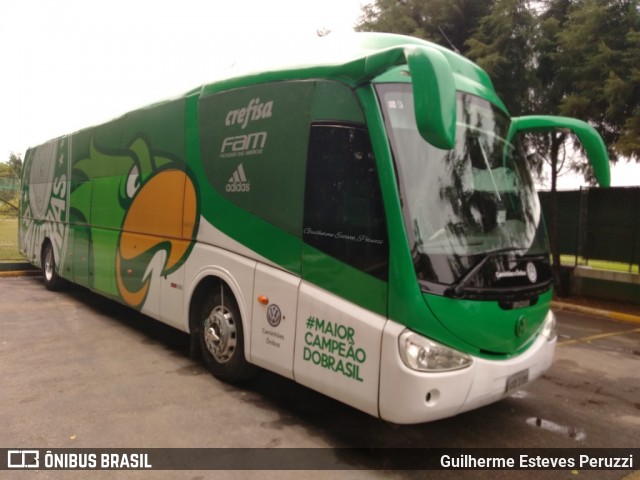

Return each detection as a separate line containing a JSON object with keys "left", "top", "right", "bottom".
{"left": 505, "top": 369, "right": 529, "bottom": 393}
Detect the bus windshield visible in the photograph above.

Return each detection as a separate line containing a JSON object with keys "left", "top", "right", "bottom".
{"left": 377, "top": 84, "right": 549, "bottom": 292}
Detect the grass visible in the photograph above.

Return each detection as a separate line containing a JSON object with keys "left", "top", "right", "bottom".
{"left": 560, "top": 255, "right": 639, "bottom": 274}
{"left": 0, "top": 215, "right": 22, "bottom": 261}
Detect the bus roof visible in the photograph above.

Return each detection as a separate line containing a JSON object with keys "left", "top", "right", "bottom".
{"left": 197, "top": 32, "right": 505, "bottom": 112}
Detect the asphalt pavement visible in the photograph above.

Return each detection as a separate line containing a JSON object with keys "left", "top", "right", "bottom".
{"left": 1, "top": 274, "right": 638, "bottom": 480}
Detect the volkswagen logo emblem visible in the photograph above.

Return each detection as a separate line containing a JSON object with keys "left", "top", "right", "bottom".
{"left": 515, "top": 316, "right": 528, "bottom": 337}
{"left": 266, "top": 304, "right": 282, "bottom": 327}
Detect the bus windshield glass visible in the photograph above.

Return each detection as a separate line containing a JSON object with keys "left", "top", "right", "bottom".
{"left": 377, "top": 84, "right": 549, "bottom": 290}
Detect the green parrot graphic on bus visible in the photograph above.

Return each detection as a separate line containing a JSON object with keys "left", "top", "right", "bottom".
{"left": 71, "top": 137, "right": 198, "bottom": 308}
{"left": 20, "top": 134, "right": 198, "bottom": 310}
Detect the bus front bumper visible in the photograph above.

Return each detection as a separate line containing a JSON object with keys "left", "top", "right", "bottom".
{"left": 378, "top": 317, "right": 556, "bottom": 424}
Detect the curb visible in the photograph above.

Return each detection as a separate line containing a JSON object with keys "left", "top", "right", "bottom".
{"left": 0, "top": 262, "right": 40, "bottom": 278}
{"left": 552, "top": 300, "right": 640, "bottom": 325}
{"left": 0, "top": 269, "right": 41, "bottom": 278}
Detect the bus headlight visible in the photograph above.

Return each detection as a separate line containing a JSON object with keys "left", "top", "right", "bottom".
{"left": 540, "top": 310, "right": 557, "bottom": 341}
{"left": 399, "top": 330, "right": 473, "bottom": 372}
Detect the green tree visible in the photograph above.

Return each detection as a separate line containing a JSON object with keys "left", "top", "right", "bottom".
{"left": 531, "top": 0, "right": 640, "bottom": 291}
{"left": 536, "top": 0, "right": 573, "bottom": 112}
{"left": 557, "top": 0, "right": 640, "bottom": 161}
{"left": 0, "top": 153, "right": 21, "bottom": 214}
{"left": 616, "top": 28, "right": 640, "bottom": 157}
{"left": 527, "top": 0, "right": 576, "bottom": 291}
{"left": 8, "top": 152, "right": 23, "bottom": 179}
{"left": 466, "top": 0, "right": 640, "bottom": 292}
{"left": 356, "top": 0, "right": 494, "bottom": 54}
{"left": 465, "top": 0, "right": 538, "bottom": 116}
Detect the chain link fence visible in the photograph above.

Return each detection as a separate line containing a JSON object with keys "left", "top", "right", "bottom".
{"left": 0, "top": 177, "right": 22, "bottom": 262}
{"left": 539, "top": 186, "right": 640, "bottom": 273}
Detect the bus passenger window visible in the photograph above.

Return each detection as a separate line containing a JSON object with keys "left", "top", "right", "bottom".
{"left": 303, "top": 125, "right": 388, "bottom": 281}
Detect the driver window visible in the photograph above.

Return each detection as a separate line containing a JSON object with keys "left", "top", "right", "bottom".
{"left": 303, "top": 124, "right": 388, "bottom": 281}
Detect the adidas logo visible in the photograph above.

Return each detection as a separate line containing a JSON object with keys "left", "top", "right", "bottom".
{"left": 226, "top": 164, "right": 251, "bottom": 192}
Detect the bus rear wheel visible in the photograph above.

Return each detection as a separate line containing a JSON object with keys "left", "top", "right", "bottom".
{"left": 197, "top": 285, "right": 255, "bottom": 383}
{"left": 41, "top": 242, "right": 66, "bottom": 291}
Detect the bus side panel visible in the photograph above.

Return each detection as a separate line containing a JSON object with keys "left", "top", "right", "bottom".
{"left": 68, "top": 122, "right": 123, "bottom": 295}
{"left": 89, "top": 175, "right": 123, "bottom": 297}
{"left": 196, "top": 82, "right": 313, "bottom": 275}
{"left": 294, "top": 282, "right": 384, "bottom": 418}
{"left": 67, "top": 175, "right": 93, "bottom": 286}
{"left": 19, "top": 138, "right": 71, "bottom": 277}
{"left": 65, "top": 98, "right": 195, "bottom": 319}
{"left": 69, "top": 224, "right": 91, "bottom": 286}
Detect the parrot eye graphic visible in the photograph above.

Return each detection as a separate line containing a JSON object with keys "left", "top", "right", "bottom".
{"left": 126, "top": 165, "right": 141, "bottom": 198}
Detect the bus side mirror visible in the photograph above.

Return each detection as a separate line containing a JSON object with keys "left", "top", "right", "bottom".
{"left": 510, "top": 115, "right": 611, "bottom": 187}
{"left": 404, "top": 46, "right": 456, "bottom": 150}
{"left": 345, "top": 45, "right": 457, "bottom": 150}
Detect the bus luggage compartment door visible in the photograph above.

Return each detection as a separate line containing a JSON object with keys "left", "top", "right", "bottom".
{"left": 250, "top": 263, "right": 300, "bottom": 379}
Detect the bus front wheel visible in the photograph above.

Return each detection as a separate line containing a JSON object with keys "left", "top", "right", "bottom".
{"left": 197, "top": 285, "right": 255, "bottom": 383}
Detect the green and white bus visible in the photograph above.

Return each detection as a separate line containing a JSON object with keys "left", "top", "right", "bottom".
{"left": 19, "top": 33, "right": 609, "bottom": 424}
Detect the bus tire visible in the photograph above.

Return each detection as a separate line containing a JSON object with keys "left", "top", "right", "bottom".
{"left": 41, "top": 241, "right": 67, "bottom": 291}
{"left": 197, "top": 284, "right": 255, "bottom": 383}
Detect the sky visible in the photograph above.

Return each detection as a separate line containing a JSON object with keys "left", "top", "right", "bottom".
{"left": 0, "top": 0, "right": 366, "bottom": 157}
{"left": 1, "top": 0, "right": 639, "bottom": 189}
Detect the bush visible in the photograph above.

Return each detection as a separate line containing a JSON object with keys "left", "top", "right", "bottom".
{"left": 0, "top": 192, "right": 19, "bottom": 216}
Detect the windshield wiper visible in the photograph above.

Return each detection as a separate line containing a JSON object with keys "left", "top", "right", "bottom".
{"left": 447, "top": 247, "right": 523, "bottom": 297}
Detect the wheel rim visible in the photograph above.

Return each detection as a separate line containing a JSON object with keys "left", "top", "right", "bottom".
{"left": 44, "top": 248, "right": 54, "bottom": 282}
{"left": 203, "top": 305, "right": 237, "bottom": 363}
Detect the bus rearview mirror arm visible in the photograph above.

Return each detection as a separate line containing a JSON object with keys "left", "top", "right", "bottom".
{"left": 341, "top": 45, "right": 457, "bottom": 150}
{"left": 510, "top": 115, "right": 611, "bottom": 188}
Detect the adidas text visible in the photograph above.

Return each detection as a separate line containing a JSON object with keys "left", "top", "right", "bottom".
{"left": 226, "top": 164, "right": 251, "bottom": 193}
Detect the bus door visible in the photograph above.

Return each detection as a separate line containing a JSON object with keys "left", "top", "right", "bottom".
{"left": 293, "top": 123, "right": 389, "bottom": 417}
